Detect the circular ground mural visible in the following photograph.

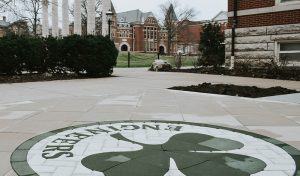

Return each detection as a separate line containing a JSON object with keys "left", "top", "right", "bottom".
{"left": 11, "top": 121, "right": 300, "bottom": 176}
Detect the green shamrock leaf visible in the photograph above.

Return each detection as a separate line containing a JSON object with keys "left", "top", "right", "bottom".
{"left": 81, "top": 133, "right": 266, "bottom": 176}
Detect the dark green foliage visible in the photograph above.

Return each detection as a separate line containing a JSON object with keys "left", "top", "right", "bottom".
{"left": 0, "top": 35, "right": 118, "bottom": 76}
{"left": 44, "top": 37, "right": 64, "bottom": 73}
{"left": 63, "top": 35, "right": 118, "bottom": 76}
{"left": 0, "top": 35, "right": 22, "bottom": 75}
{"left": 199, "top": 23, "right": 225, "bottom": 66}
{"left": 0, "top": 35, "right": 46, "bottom": 75}
{"left": 21, "top": 37, "right": 46, "bottom": 73}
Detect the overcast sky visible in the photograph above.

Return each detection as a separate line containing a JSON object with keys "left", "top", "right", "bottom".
{"left": 1, "top": 0, "right": 227, "bottom": 24}
{"left": 111, "top": 0, "right": 228, "bottom": 21}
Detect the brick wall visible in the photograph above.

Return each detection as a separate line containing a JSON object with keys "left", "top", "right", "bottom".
{"left": 228, "top": 9, "right": 300, "bottom": 28}
{"left": 228, "top": 0, "right": 275, "bottom": 12}
{"left": 133, "top": 25, "right": 144, "bottom": 52}
{"left": 177, "top": 23, "right": 202, "bottom": 44}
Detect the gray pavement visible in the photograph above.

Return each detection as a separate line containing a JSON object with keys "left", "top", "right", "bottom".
{"left": 0, "top": 68, "right": 300, "bottom": 176}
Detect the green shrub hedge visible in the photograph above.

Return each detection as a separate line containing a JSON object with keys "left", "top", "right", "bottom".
{"left": 0, "top": 35, "right": 118, "bottom": 76}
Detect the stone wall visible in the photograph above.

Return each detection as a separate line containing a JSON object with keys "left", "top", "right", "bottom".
{"left": 225, "top": 23, "right": 300, "bottom": 65}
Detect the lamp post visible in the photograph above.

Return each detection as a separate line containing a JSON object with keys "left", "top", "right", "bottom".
{"left": 106, "top": 9, "right": 114, "bottom": 40}
{"left": 231, "top": 0, "right": 238, "bottom": 69}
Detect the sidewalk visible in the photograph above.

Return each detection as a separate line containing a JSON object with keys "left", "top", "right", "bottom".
{"left": 0, "top": 68, "right": 299, "bottom": 176}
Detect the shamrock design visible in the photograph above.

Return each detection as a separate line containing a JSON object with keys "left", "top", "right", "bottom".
{"left": 81, "top": 133, "right": 266, "bottom": 176}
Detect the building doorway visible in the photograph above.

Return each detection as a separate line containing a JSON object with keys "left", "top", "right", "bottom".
{"left": 159, "top": 46, "right": 165, "bottom": 54}
{"left": 121, "top": 44, "right": 128, "bottom": 51}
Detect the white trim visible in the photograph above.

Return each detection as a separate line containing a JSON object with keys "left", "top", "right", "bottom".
{"left": 119, "top": 42, "right": 130, "bottom": 51}
{"left": 275, "top": 41, "right": 280, "bottom": 63}
{"left": 159, "top": 44, "right": 166, "bottom": 47}
{"left": 228, "top": 3, "right": 300, "bottom": 17}
{"left": 276, "top": 0, "right": 300, "bottom": 5}
{"left": 276, "top": 40, "right": 300, "bottom": 66}
{"left": 280, "top": 51, "right": 300, "bottom": 53}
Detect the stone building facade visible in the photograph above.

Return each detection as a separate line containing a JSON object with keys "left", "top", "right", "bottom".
{"left": 226, "top": 0, "right": 300, "bottom": 66}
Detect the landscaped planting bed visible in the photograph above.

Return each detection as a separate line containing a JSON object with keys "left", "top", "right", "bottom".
{"left": 169, "top": 83, "right": 299, "bottom": 98}
{"left": 169, "top": 67, "right": 300, "bottom": 81}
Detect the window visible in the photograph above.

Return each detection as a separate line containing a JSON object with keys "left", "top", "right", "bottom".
{"left": 276, "top": 0, "right": 300, "bottom": 4}
{"left": 277, "top": 42, "right": 300, "bottom": 65}
{"left": 281, "top": 0, "right": 300, "bottom": 2}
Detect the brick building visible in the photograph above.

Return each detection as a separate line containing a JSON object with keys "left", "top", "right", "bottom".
{"left": 8, "top": 20, "right": 29, "bottom": 36}
{"left": 177, "top": 20, "right": 203, "bottom": 55}
{"left": 115, "top": 10, "right": 170, "bottom": 53}
{"left": 226, "top": 0, "right": 300, "bottom": 66}
{"left": 114, "top": 9, "right": 228, "bottom": 55}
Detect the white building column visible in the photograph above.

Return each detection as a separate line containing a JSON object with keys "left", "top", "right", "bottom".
{"left": 74, "top": 0, "right": 82, "bottom": 35}
{"left": 52, "top": 0, "right": 59, "bottom": 37}
{"left": 62, "top": 0, "right": 69, "bottom": 36}
{"left": 87, "top": 0, "right": 96, "bottom": 35}
{"left": 102, "top": 0, "right": 111, "bottom": 36}
{"left": 42, "top": 0, "right": 49, "bottom": 37}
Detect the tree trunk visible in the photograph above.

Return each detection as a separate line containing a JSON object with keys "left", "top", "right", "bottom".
{"left": 33, "top": 15, "right": 37, "bottom": 36}
{"left": 167, "top": 31, "right": 172, "bottom": 55}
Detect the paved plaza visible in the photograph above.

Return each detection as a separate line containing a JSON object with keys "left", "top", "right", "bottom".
{"left": 0, "top": 68, "right": 300, "bottom": 176}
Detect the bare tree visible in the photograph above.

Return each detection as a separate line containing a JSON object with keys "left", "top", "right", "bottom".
{"left": 160, "top": 0, "right": 196, "bottom": 55}
{"left": 70, "top": 0, "right": 102, "bottom": 36}
{"left": 0, "top": 0, "right": 14, "bottom": 12}
{"left": 1, "top": 0, "right": 45, "bottom": 36}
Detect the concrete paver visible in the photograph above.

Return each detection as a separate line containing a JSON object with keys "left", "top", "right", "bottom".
{"left": 233, "top": 115, "right": 298, "bottom": 126}
{"left": 0, "top": 152, "right": 13, "bottom": 176}
{"left": 0, "top": 133, "right": 34, "bottom": 152}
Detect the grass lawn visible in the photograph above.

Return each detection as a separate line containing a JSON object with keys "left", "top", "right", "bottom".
{"left": 116, "top": 52, "right": 197, "bottom": 68}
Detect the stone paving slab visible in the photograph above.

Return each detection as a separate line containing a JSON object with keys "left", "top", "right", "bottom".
{"left": 259, "top": 93, "right": 300, "bottom": 104}
{"left": 0, "top": 68, "right": 299, "bottom": 176}
{"left": 0, "top": 152, "right": 13, "bottom": 176}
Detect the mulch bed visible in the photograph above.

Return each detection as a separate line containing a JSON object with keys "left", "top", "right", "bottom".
{"left": 169, "top": 83, "right": 299, "bottom": 98}
{"left": 0, "top": 74, "right": 110, "bottom": 84}
{"left": 169, "top": 67, "right": 300, "bottom": 81}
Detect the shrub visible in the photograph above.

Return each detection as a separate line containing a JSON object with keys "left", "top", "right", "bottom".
{"left": 21, "top": 37, "right": 46, "bottom": 73}
{"left": 61, "top": 35, "right": 118, "bottom": 76}
{"left": 45, "top": 37, "right": 64, "bottom": 73}
{"left": 174, "top": 53, "right": 182, "bottom": 69}
{"left": 199, "top": 23, "right": 225, "bottom": 67}
{"left": 0, "top": 35, "right": 118, "bottom": 76}
{"left": 0, "top": 36, "right": 47, "bottom": 75}
{"left": 0, "top": 35, "right": 22, "bottom": 75}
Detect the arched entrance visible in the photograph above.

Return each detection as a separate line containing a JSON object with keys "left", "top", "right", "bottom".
{"left": 121, "top": 44, "right": 128, "bottom": 51}
{"left": 159, "top": 46, "right": 165, "bottom": 54}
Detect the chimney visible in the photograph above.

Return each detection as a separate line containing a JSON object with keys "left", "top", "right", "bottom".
{"left": 3, "top": 16, "right": 6, "bottom": 22}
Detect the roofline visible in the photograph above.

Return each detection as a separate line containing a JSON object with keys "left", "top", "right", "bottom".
{"left": 211, "top": 11, "right": 227, "bottom": 21}
{"left": 117, "top": 9, "right": 142, "bottom": 14}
